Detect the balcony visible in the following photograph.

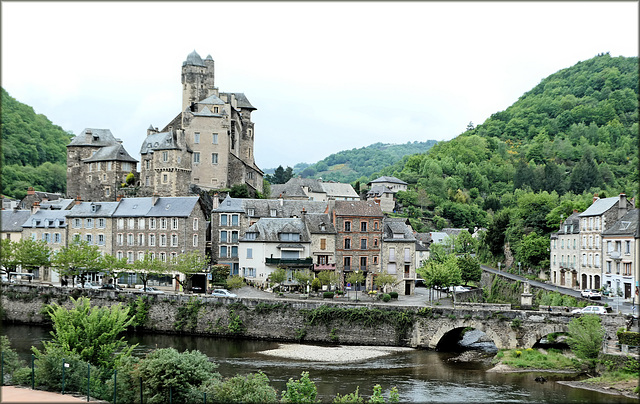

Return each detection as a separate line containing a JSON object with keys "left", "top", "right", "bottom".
{"left": 266, "top": 257, "right": 313, "bottom": 267}
{"left": 314, "top": 263, "right": 336, "bottom": 271}
{"left": 609, "top": 251, "right": 621, "bottom": 260}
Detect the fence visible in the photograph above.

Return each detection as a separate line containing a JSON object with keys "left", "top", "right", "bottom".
{"left": 0, "top": 353, "right": 212, "bottom": 404}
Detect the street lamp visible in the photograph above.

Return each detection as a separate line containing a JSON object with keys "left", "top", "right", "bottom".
{"left": 355, "top": 270, "right": 359, "bottom": 302}
{"left": 498, "top": 262, "right": 501, "bottom": 271}
{"left": 518, "top": 262, "right": 521, "bottom": 276}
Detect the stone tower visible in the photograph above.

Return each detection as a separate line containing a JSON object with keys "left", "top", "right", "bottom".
{"left": 181, "top": 51, "right": 217, "bottom": 112}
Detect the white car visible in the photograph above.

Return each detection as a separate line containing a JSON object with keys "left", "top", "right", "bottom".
{"left": 76, "top": 282, "right": 100, "bottom": 289}
{"left": 211, "top": 289, "right": 237, "bottom": 298}
{"left": 140, "top": 286, "right": 165, "bottom": 294}
{"left": 580, "top": 289, "right": 602, "bottom": 299}
{"left": 448, "top": 286, "right": 471, "bottom": 292}
{"left": 571, "top": 305, "right": 607, "bottom": 315}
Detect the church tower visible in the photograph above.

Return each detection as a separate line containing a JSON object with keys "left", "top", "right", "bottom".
{"left": 181, "top": 50, "right": 216, "bottom": 112}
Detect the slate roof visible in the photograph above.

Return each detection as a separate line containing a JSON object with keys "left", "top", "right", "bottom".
{"left": 557, "top": 212, "right": 581, "bottom": 234}
{"left": 183, "top": 50, "right": 205, "bottom": 67}
{"left": 213, "top": 196, "right": 328, "bottom": 218}
{"left": 368, "top": 176, "right": 407, "bottom": 186}
{"left": 22, "top": 209, "right": 68, "bottom": 228}
{"left": 333, "top": 200, "right": 383, "bottom": 217}
{"left": 112, "top": 197, "right": 200, "bottom": 217}
{"left": 578, "top": 197, "right": 619, "bottom": 217}
{"left": 66, "top": 202, "right": 120, "bottom": 217}
{"left": 83, "top": 144, "right": 138, "bottom": 163}
{"left": 414, "top": 233, "right": 432, "bottom": 247}
{"left": 320, "top": 182, "right": 359, "bottom": 198}
{"left": 242, "top": 218, "right": 309, "bottom": 242}
{"left": 366, "top": 185, "right": 393, "bottom": 198}
{"left": 40, "top": 199, "right": 75, "bottom": 210}
{"left": 140, "top": 131, "right": 183, "bottom": 154}
{"left": 68, "top": 128, "right": 119, "bottom": 147}
{"left": 383, "top": 218, "right": 416, "bottom": 242}
{"left": 270, "top": 178, "right": 358, "bottom": 200}
{"left": 303, "top": 213, "right": 336, "bottom": 234}
{"left": 429, "top": 232, "right": 447, "bottom": 244}
{"left": 199, "top": 94, "right": 226, "bottom": 105}
{"left": 1, "top": 210, "right": 31, "bottom": 232}
{"left": 221, "top": 92, "right": 256, "bottom": 110}
{"left": 601, "top": 209, "right": 639, "bottom": 236}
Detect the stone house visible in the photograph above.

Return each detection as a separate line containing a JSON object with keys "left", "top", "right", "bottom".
{"left": 365, "top": 176, "right": 407, "bottom": 214}
{"left": 303, "top": 212, "right": 337, "bottom": 276}
{"left": 66, "top": 128, "right": 138, "bottom": 201}
{"left": 270, "top": 178, "right": 359, "bottom": 201}
{"left": 19, "top": 187, "right": 71, "bottom": 210}
{"left": 367, "top": 176, "right": 408, "bottom": 192}
{"left": 66, "top": 200, "right": 120, "bottom": 256}
{"left": 238, "top": 217, "right": 312, "bottom": 288}
{"left": 1, "top": 209, "right": 31, "bottom": 242}
{"left": 549, "top": 211, "right": 581, "bottom": 289}
{"left": 332, "top": 200, "right": 384, "bottom": 291}
{"left": 381, "top": 217, "right": 416, "bottom": 295}
{"left": 577, "top": 193, "right": 633, "bottom": 290}
{"left": 601, "top": 209, "right": 638, "bottom": 301}
{"left": 139, "top": 51, "right": 263, "bottom": 197}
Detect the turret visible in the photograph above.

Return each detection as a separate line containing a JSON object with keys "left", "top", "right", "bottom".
{"left": 181, "top": 50, "right": 216, "bottom": 112}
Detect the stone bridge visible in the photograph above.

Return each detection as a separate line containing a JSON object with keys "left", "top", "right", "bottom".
{"left": 410, "top": 303, "right": 626, "bottom": 350}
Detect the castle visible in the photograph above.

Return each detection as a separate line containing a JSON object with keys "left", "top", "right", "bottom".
{"left": 67, "top": 50, "right": 263, "bottom": 201}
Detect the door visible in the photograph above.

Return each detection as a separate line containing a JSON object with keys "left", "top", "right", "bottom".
{"left": 405, "top": 281, "right": 412, "bottom": 296}
{"left": 625, "top": 283, "right": 632, "bottom": 299}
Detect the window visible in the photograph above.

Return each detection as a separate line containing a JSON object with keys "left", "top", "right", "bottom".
{"left": 247, "top": 248, "right": 253, "bottom": 259}
{"left": 98, "top": 234, "right": 105, "bottom": 245}
{"left": 360, "top": 221, "right": 367, "bottom": 232}
{"left": 118, "top": 218, "right": 124, "bottom": 229}
{"left": 145, "top": 160, "right": 150, "bottom": 170}
{"left": 193, "top": 152, "right": 200, "bottom": 163}
{"left": 193, "top": 218, "right": 199, "bottom": 230}
{"left": 344, "top": 221, "right": 351, "bottom": 232}
{"left": 74, "top": 218, "right": 82, "bottom": 228}
{"left": 85, "top": 218, "right": 93, "bottom": 229}
{"left": 160, "top": 253, "right": 166, "bottom": 263}
{"left": 625, "top": 241, "right": 631, "bottom": 254}
{"left": 172, "top": 218, "right": 179, "bottom": 230}
{"left": 138, "top": 218, "right": 145, "bottom": 229}
{"left": 163, "top": 174, "right": 168, "bottom": 183}
{"left": 138, "top": 233, "right": 144, "bottom": 246}
{"left": 360, "top": 256, "right": 367, "bottom": 270}
{"left": 374, "top": 222, "right": 379, "bottom": 231}
{"left": 405, "top": 248, "right": 411, "bottom": 262}
{"left": 212, "top": 133, "right": 218, "bottom": 144}
{"left": 360, "top": 238, "right": 367, "bottom": 249}
{"left": 607, "top": 241, "right": 612, "bottom": 252}
{"left": 594, "top": 253, "right": 600, "bottom": 267}
{"left": 98, "top": 218, "right": 105, "bottom": 228}
{"left": 86, "top": 234, "right": 92, "bottom": 244}
{"left": 320, "top": 238, "right": 326, "bottom": 250}
{"left": 149, "top": 234, "right": 156, "bottom": 246}
{"left": 138, "top": 252, "right": 145, "bottom": 261}
{"left": 194, "top": 132, "right": 200, "bottom": 144}
{"left": 193, "top": 234, "right": 198, "bottom": 246}
{"left": 623, "top": 263, "right": 631, "bottom": 275}
{"left": 127, "top": 252, "right": 134, "bottom": 264}
{"left": 247, "top": 208, "right": 255, "bottom": 216}
{"left": 160, "top": 218, "right": 167, "bottom": 229}
{"left": 54, "top": 233, "right": 61, "bottom": 243}
{"left": 221, "top": 215, "right": 228, "bottom": 226}
{"left": 232, "top": 215, "right": 239, "bottom": 226}
{"left": 344, "top": 238, "right": 351, "bottom": 249}
{"left": 162, "top": 151, "right": 168, "bottom": 162}
{"left": 127, "top": 218, "right": 133, "bottom": 229}
{"left": 373, "top": 238, "right": 378, "bottom": 247}
{"left": 343, "top": 256, "right": 351, "bottom": 270}
{"left": 220, "top": 231, "right": 228, "bottom": 242}
{"left": 220, "top": 246, "right": 228, "bottom": 258}
{"left": 373, "top": 256, "right": 378, "bottom": 264}
{"left": 160, "top": 234, "right": 167, "bottom": 247}
{"left": 231, "top": 246, "right": 238, "bottom": 258}
{"left": 117, "top": 251, "right": 123, "bottom": 260}
{"left": 117, "top": 233, "right": 124, "bottom": 246}
{"left": 280, "top": 233, "right": 300, "bottom": 241}
{"left": 211, "top": 153, "right": 218, "bottom": 164}
{"left": 270, "top": 209, "right": 277, "bottom": 217}
{"left": 561, "top": 239, "right": 564, "bottom": 249}
{"left": 231, "top": 231, "right": 239, "bottom": 243}
{"left": 171, "top": 234, "right": 178, "bottom": 247}
{"left": 245, "top": 232, "right": 256, "bottom": 240}
{"left": 42, "top": 233, "right": 51, "bottom": 243}
{"left": 150, "top": 218, "right": 156, "bottom": 229}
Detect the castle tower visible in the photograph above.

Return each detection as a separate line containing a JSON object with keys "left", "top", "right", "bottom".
{"left": 181, "top": 50, "right": 216, "bottom": 112}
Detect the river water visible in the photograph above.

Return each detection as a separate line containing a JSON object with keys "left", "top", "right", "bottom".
{"left": 1, "top": 323, "right": 634, "bottom": 403}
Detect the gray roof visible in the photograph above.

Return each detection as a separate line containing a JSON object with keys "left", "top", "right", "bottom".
{"left": 221, "top": 92, "right": 256, "bottom": 110}
{"left": 199, "top": 94, "right": 226, "bottom": 105}
{"left": 22, "top": 209, "right": 68, "bottom": 228}
{"left": 415, "top": 233, "right": 432, "bottom": 246}
{"left": 383, "top": 218, "right": 416, "bottom": 242}
{"left": 183, "top": 50, "right": 205, "bottom": 67}
{"left": 1, "top": 210, "right": 31, "bottom": 232}
{"left": 140, "top": 131, "right": 182, "bottom": 155}
{"left": 68, "top": 128, "right": 119, "bottom": 147}
{"left": 602, "top": 209, "right": 639, "bottom": 236}
{"left": 557, "top": 212, "right": 581, "bottom": 234}
{"left": 112, "top": 198, "right": 154, "bottom": 217}
{"left": 213, "top": 196, "right": 328, "bottom": 218}
{"left": 320, "top": 182, "right": 359, "bottom": 198}
{"left": 415, "top": 241, "right": 429, "bottom": 251}
{"left": 334, "top": 200, "right": 384, "bottom": 217}
{"left": 40, "top": 198, "right": 75, "bottom": 210}
{"left": 66, "top": 202, "right": 120, "bottom": 217}
{"left": 303, "top": 213, "right": 336, "bottom": 234}
{"left": 112, "top": 197, "right": 200, "bottom": 218}
{"left": 578, "top": 197, "right": 619, "bottom": 217}
{"left": 270, "top": 178, "right": 358, "bottom": 199}
{"left": 366, "top": 185, "right": 393, "bottom": 197}
{"left": 83, "top": 144, "right": 138, "bottom": 163}
{"left": 368, "top": 176, "right": 407, "bottom": 186}
{"left": 242, "top": 218, "right": 309, "bottom": 242}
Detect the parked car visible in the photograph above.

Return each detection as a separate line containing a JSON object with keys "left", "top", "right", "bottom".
{"left": 211, "top": 289, "right": 237, "bottom": 298}
{"left": 139, "top": 286, "right": 165, "bottom": 294}
{"left": 448, "top": 286, "right": 471, "bottom": 293}
{"left": 415, "top": 278, "right": 426, "bottom": 287}
{"left": 76, "top": 282, "right": 100, "bottom": 289}
{"left": 100, "top": 284, "right": 123, "bottom": 291}
{"left": 580, "top": 289, "right": 602, "bottom": 299}
{"left": 571, "top": 305, "right": 607, "bottom": 315}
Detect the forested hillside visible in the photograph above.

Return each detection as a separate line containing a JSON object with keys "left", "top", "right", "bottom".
{"left": 1, "top": 88, "right": 71, "bottom": 199}
{"left": 373, "top": 53, "right": 639, "bottom": 270}
{"left": 291, "top": 140, "right": 437, "bottom": 183}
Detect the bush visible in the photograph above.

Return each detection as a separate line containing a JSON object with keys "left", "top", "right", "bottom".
{"left": 0, "top": 336, "right": 25, "bottom": 377}
{"left": 281, "top": 371, "right": 317, "bottom": 403}
{"left": 204, "top": 371, "right": 278, "bottom": 403}
{"left": 616, "top": 330, "right": 640, "bottom": 346}
{"left": 389, "top": 292, "right": 399, "bottom": 299}
{"left": 323, "top": 292, "right": 335, "bottom": 299}
{"left": 382, "top": 294, "right": 391, "bottom": 302}
{"left": 567, "top": 315, "right": 605, "bottom": 359}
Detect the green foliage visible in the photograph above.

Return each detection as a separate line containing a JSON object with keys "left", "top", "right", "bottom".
{"left": 210, "top": 264, "right": 231, "bottom": 285}
{"left": 381, "top": 294, "right": 391, "bottom": 302}
{"left": 333, "top": 386, "right": 364, "bottom": 403}
{"left": 205, "top": 371, "right": 278, "bottom": 403}
{"left": 323, "top": 291, "right": 335, "bottom": 299}
{"left": 0, "top": 335, "right": 26, "bottom": 377}
{"left": 281, "top": 371, "right": 318, "bottom": 403}
{"left": 127, "top": 296, "right": 150, "bottom": 327}
{"left": 265, "top": 165, "right": 294, "bottom": 184}
{"left": 229, "top": 183, "right": 251, "bottom": 198}
{"left": 226, "top": 275, "right": 245, "bottom": 290}
{"left": 616, "top": 330, "right": 640, "bottom": 347}
{"left": 373, "top": 271, "right": 397, "bottom": 293}
{"left": 317, "top": 270, "right": 340, "bottom": 289}
{"left": 416, "top": 254, "right": 462, "bottom": 292}
{"left": 227, "top": 310, "right": 246, "bottom": 334}
{"left": 345, "top": 271, "right": 365, "bottom": 287}
{"left": 168, "top": 250, "right": 207, "bottom": 292}
{"left": 293, "top": 269, "right": 314, "bottom": 289}
{"left": 270, "top": 267, "right": 288, "bottom": 290}
{"left": 567, "top": 314, "right": 605, "bottom": 359}
{"left": 496, "top": 348, "right": 581, "bottom": 370}
{"left": 53, "top": 240, "right": 102, "bottom": 286}
{"left": 1, "top": 88, "right": 72, "bottom": 198}
{"left": 389, "top": 292, "right": 398, "bottom": 299}
{"left": 174, "top": 296, "right": 204, "bottom": 332}
{"left": 457, "top": 254, "right": 481, "bottom": 285}
{"left": 131, "top": 348, "right": 219, "bottom": 404}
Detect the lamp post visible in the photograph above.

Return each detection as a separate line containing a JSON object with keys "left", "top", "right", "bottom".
{"left": 498, "top": 262, "right": 501, "bottom": 272}
{"left": 355, "top": 270, "right": 359, "bottom": 302}
{"left": 518, "top": 262, "right": 521, "bottom": 276}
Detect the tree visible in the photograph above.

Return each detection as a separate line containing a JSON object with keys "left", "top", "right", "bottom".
{"left": 317, "top": 271, "right": 340, "bottom": 290}
{"left": 293, "top": 269, "right": 314, "bottom": 292}
{"left": 417, "top": 255, "right": 462, "bottom": 304}
{"left": 13, "top": 238, "right": 51, "bottom": 276}
{"left": 229, "top": 184, "right": 250, "bottom": 198}
{"left": 281, "top": 371, "right": 318, "bottom": 403}
{"left": 226, "top": 275, "right": 245, "bottom": 290}
{"left": 269, "top": 267, "right": 287, "bottom": 291}
{"left": 517, "top": 232, "right": 551, "bottom": 270}
{"left": 566, "top": 314, "right": 604, "bottom": 360}
{"left": 130, "top": 252, "right": 166, "bottom": 290}
{"left": 457, "top": 254, "right": 481, "bottom": 286}
{"left": 0, "top": 239, "right": 19, "bottom": 273}
{"left": 52, "top": 240, "right": 101, "bottom": 287}
{"left": 99, "top": 253, "right": 129, "bottom": 285}
{"left": 211, "top": 264, "right": 231, "bottom": 285}
{"left": 345, "top": 271, "right": 365, "bottom": 290}
{"left": 454, "top": 230, "right": 476, "bottom": 254}
{"left": 34, "top": 296, "right": 136, "bottom": 369}
{"left": 373, "top": 271, "right": 397, "bottom": 293}
{"left": 169, "top": 251, "right": 207, "bottom": 293}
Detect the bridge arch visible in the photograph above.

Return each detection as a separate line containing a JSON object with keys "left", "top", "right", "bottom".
{"left": 521, "top": 324, "right": 569, "bottom": 349}
{"left": 428, "top": 320, "right": 515, "bottom": 350}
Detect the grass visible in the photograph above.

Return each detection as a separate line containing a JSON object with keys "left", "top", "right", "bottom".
{"left": 493, "top": 348, "right": 582, "bottom": 370}
{"left": 584, "top": 370, "right": 639, "bottom": 384}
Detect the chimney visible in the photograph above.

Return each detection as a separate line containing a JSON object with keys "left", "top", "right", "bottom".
{"left": 116, "top": 195, "right": 123, "bottom": 202}
{"left": 27, "top": 187, "right": 35, "bottom": 195}
{"left": 212, "top": 193, "right": 220, "bottom": 209}
{"left": 618, "top": 193, "right": 627, "bottom": 219}
{"left": 592, "top": 193, "right": 599, "bottom": 204}
{"left": 301, "top": 207, "right": 306, "bottom": 217}
{"left": 152, "top": 193, "right": 159, "bottom": 206}
{"left": 75, "top": 196, "right": 82, "bottom": 205}
{"left": 31, "top": 201, "right": 40, "bottom": 215}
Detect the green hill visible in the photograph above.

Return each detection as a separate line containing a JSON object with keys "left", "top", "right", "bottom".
{"left": 288, "top": 140, "right": 437, "bottom": 183}
{"left": 1, "top": 88, "right": 72, "bottom": 199}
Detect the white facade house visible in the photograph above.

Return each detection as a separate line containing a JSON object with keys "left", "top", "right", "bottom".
{"left": 601, "top": 209, "right": 638, "bottom": 301}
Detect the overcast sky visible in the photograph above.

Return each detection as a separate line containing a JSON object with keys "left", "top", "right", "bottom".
{"left": 2, "top": 2, "right": 638, "bottom": 170}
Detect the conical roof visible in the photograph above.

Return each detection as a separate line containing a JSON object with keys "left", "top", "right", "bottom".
{"left": 183, "top": 50, "right": 205, "bottom": 67}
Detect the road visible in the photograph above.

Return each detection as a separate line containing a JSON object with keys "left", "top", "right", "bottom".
{"left": 482, "top": 265, "right": 637, "bottom": 316}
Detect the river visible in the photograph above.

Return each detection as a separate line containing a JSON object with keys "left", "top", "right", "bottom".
{"left": 1, "top": 323, "right": 634, "bottom": 403}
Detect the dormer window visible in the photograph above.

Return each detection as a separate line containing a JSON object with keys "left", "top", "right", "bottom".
{"left": 279, "top": 232, "right": 300, "bottom": 242}
{"left": 270, "top": 209, "right": 277, "bottom": 217}
{"left": 245, "top": 232, "right": 257, "bottom": 240}
{"left": 248, "top": 208, "right": 255, "bottom": 216}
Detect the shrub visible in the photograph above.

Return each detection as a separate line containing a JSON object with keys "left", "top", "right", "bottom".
{"left": 281, "top": 371, "right": 317, "bottom": 403}
{"left": 510, "top": 318, "right": 522, "bottom": 328}
{"left": 382, "top": 294, "right": 391, "bottom": 302}
{"left": 323, "top": 291, "right": 335, "bottom": 299}
{"left": 0, "top": 336, "right": 25, "bottom": 376}
{"left": 567, "top": 315, "right": 605, "bottom": 359}
{"left": 204, "top": 371, "right": 277, "bottom": 403}
{"left": 389, "top": 292, "right": 399, "bottom": 299}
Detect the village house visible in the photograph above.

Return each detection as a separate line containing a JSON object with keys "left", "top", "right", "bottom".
{"left": 381, "top": 217, "right": 416, "bottom": 295}
{"left": 365, "top": 176, "right": 408, "bottom": 213}
{"left": 549, "top": 211, "right": 581, "bottom": 289}
{"left": 601, "top": 209, "right": 638, "bottom": 301}
{"left": 270, "top": 177, "right": 359, "bottom": 201}
{"left": 1, "top": 209, "right": 31, "bottom": 242}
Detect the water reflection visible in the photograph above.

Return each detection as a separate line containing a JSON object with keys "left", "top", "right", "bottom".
{"left": 1, "top": 323, "right": 635, "bottom": 403}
